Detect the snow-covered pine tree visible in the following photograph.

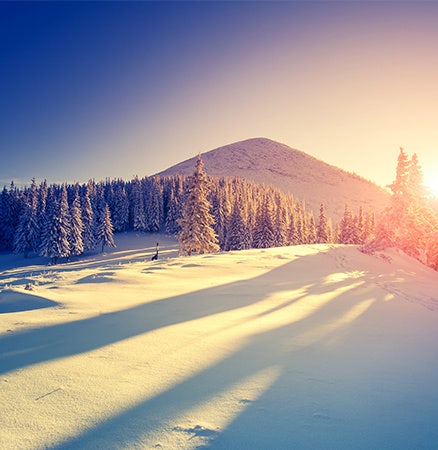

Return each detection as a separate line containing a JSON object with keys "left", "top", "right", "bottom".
{"left": 0, "top": 182, "right": 21, "bottom": 251}
{"left": 111, "top": 183, "right": 129, "bottom": 232}
{"left": 287, "top": 212, "right": 298, "bottom": 245}
{"left": 80, "top": 184, "right": 95, "bottom": 251}
{"left": 131, "top": 176, "right": 147, "bottom": 231}
{"left": 40, "top": 185, "right": 71, "bottom": 264}
{"left": 95, "top": 203, "right": 115, "bottom": 253}
{"left": 69, "top": 191, "right": 84, "bottom": 257}
{"left": 273, "top": 193, "right": 288, "bottom": 247}
{"left": 338, "top": 204, "right": 357, "bottom": 244}
{"left": 177, "top": 154, "right": 219, "bottom": 256}
{"left": 13, "top": 197, "right": 39, "bottom": 257}
{"left": 13, "top": 178, "right": 40, "bottom": 257}
{"left": 144, "top": 177, "right": 163, "bottom": 232}
{"left": 316, "top": 203, "right": 329, "bottom": 243}
{"left": 225, "top": 194, "right": 250, "bottom": 251}
{"left": 165, "top": 187, "right": 181, "bottom": 234}
{"left": 252, "top": 194, "right": 275, "bottom": 248}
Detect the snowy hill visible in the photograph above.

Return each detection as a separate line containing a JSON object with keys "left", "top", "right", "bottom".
{"left": 158, "top": 138, "right": 390, "bottom": 221}
{"left": 1, "top": 233, "right": 438, "bottom": 449}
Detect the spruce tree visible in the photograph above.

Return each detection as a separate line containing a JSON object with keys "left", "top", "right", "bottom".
{"left": 40, "top": 186, "right": 71, "bottom": 264}
{"left": 178, "top": 155, "right": 219, "bottom": 256}
{"left": 81, "top": 185, "right": 95, "bottom": 251}
{"left": 252, "top": 194, "right": 275, "bottom": 248}
{"left": 69, "top": 192, "right": 84, "bottom": 256}
{"left": 112, "top": 184, "right": 129, "bottom": 232}
{"left": 225, "top": 195, "right": 250, "bottom": 251}
{"left": 338, "top": 204, "right": 357, "bottom": 244}
{"left": 13, "top": 198, "right": 39, "bottom": 257}
{"left": 95, "top": 203, "right": 116, "bottom": 253}
{"left": 316, "top": 203, "right": 329, "bottom": 243}
{"left": 131, "top": 176, "right": 147, "bottom": 231}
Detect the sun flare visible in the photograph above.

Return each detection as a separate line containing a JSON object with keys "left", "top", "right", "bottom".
{"left": 425, "top": 175, "right": 438, "bottom": 198}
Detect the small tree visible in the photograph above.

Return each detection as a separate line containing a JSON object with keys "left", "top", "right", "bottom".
{"left": 178, "top": 155, "right": 219, "bottom": 256}
{"left": 69, "top": 192, "right": 84, "bottom": 257}
{"left": 95, "top": 203, "right": 116, "bottom": 253}
{"left": 316, "top": 203, "right": 329, "bottom": 243}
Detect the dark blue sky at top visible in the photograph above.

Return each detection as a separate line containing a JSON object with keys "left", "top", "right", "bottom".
{"left": 1, "top": 1, "right": 438, "bottom": 187}
{"left": 2, "top": 1, "right": 311, "bottom": 183}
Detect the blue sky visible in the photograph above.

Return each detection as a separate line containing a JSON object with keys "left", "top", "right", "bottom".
{"left": 1, "top": 1, "right": 438, "bottom": 192}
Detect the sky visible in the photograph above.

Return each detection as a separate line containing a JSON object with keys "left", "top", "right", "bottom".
{"left": 1, "top": 1, "right": 438, "bottom": 193}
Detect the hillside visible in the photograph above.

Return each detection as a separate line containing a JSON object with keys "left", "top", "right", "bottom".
{"left": 158, "top": 138, "right": 390, "bottom": 221}
{"left": 1, "top": 233, "right": 438, "bottom": 449}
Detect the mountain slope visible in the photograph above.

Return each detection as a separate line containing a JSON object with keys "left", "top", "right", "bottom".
{"left": 158, "top": 138, "right": 390, "bottom": 221}
{"left": 1, "top": 234, "right": 437, "bottom": 449}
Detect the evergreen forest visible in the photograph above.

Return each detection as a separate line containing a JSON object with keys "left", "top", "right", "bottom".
{"left": 0, "top": 173, "right": 374, "bottom": 264}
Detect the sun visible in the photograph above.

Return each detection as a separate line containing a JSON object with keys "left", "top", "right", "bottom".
{"left": 425, "top": 175, "right": 438, "bottom": 199}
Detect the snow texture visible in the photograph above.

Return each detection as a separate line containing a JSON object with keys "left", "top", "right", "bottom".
{"left": 0, "top": 232, "right": 437, "bottom": 449}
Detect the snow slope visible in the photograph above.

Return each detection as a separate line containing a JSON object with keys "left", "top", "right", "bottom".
{"left": 158, "top": 138, "right": 390, "bottom": 221}
{"left": 1, "top": 232, "right": 437, "bottom": 449}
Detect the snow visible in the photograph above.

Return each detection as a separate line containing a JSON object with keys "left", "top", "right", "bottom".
{"left": 158, "top": 138, "right": 390, "bottom": 221}
{"left": 1, "top": 232, "right": 437, "bottom": 449}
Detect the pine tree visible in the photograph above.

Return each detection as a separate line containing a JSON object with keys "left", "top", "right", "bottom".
{"left": 69, "top": 192, "right": 84, "bottom": 257}
{"left": 178, "top": 155, "right": 219, "bottom": 256}
{"left": 111, "top": 183, "right": 129, "bottom": 232}
{"left": 252, "top": 194, "right": 275, "bottom": 248}
{"left": 13, "top": 198, "right": 39, "bottom": 257}
{"left": 225, "top": 195, "right": 250, "bottom": 251}
{"left": 131, "top": 176, "right": 147, "bottom": 231}
{"left": 95, "top": 203, "right": 116, "bottom": 253}
{"left": 338, "top": 204, "right": 357, "bottom": 244}
{"left": 273, "top": 193, "right": 288, "bottom": 247}
{"left": 144, "top": 177, "right": 163, "bottom": 232}
{"left": 316, "top": 203, "right": 329, "bottom": 243}
{"left": 81, "top": 185, "right": 95, "bottom": 251}
{"left": 305, "top": 214, "right": 315, "bottom": 244}
{"left": 40, "top": 186, "right": 71, "bottom": 264}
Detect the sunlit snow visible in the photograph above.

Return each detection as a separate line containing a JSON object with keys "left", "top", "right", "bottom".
{"left": 1, "top": 233, "right": 437, "bottom": 449}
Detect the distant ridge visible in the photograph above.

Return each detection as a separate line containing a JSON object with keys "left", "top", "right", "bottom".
{"left": 158, "top": 137, "right": 389, "bottom": 221}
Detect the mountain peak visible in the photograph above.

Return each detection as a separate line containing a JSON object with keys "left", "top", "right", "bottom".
{"left": 158, "top": 138, "right": 389, "bottom": 221}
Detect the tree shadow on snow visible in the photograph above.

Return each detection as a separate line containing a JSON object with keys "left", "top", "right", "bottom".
{"left": 0, "top": 289, "right": 59, "bottom": 313}
{"left": 43, "top": 247, "right": 438, "bottom": 450}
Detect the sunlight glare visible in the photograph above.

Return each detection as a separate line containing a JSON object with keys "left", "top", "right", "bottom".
{"left": 425, "top": 174, "right": 438, "bottom": 198}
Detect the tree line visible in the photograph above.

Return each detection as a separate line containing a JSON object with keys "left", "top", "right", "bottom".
{"left": 0, "top": 168, "right": 375, "bottom": 264}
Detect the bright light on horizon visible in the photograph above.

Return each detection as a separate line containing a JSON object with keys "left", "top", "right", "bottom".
{"left": 425, "top": 173, "right": 438, "bottom": 199}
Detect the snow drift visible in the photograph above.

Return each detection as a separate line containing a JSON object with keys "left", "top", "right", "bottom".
{"left": 0, "top": 233, "right": 437, "bottom": 449}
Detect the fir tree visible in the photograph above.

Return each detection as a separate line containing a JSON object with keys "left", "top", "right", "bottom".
{"left": 306, "top": 214, "right": 317, "bottom": 244}
{"left": 69, "top": 192, "right": 84, "bottom": 257}
{"left": 252, "top": 194, "right": 275, "bottom": 248}
{"left": 178, "top": 155, "right": 219, "bottom": 256}
{"left": 225, "top": 195, "right": 250, "bottom": 251}
{"left": 81, "top": 185, "right": 95, "bottom": 251}
{"left": 111, "top": 184, "right": 129, "bottom": 232}
{"left": 13, "top": 198, "right": 39, "bottom": 257}
{"left": 131, "top": 176, "right": 147, "bottom": 231}
{"left": 95, "top": 203, "right": 116, "bottom": 253}
{"left": 40, "top": 186, "right": 71, "bottom": 264}
{"left": 316, "top": 203, "right": 329, "bottom": 243}
{"left": 338, "top": 204, "right": 357, "bottom": 244}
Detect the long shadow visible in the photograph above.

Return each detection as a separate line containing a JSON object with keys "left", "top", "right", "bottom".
{"left": 52, "top": 257, "right": 390, "bottom": 449}
{"left": 35, "top": 247, "right": 405, "bottom": 449}
{"left": 0, "top": 248, "right": 340, "bottom": 376}
{"left": 54, "top": 263, "right": 438, "bottom": 450}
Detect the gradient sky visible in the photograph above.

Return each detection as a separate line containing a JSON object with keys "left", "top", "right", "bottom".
{"left": 1, "top": 1, "right": 438, "bottom": 192}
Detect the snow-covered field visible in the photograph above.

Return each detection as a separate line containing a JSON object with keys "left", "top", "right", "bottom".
{"left": 1, "top": 232, "right": 438, "bottom": 449}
